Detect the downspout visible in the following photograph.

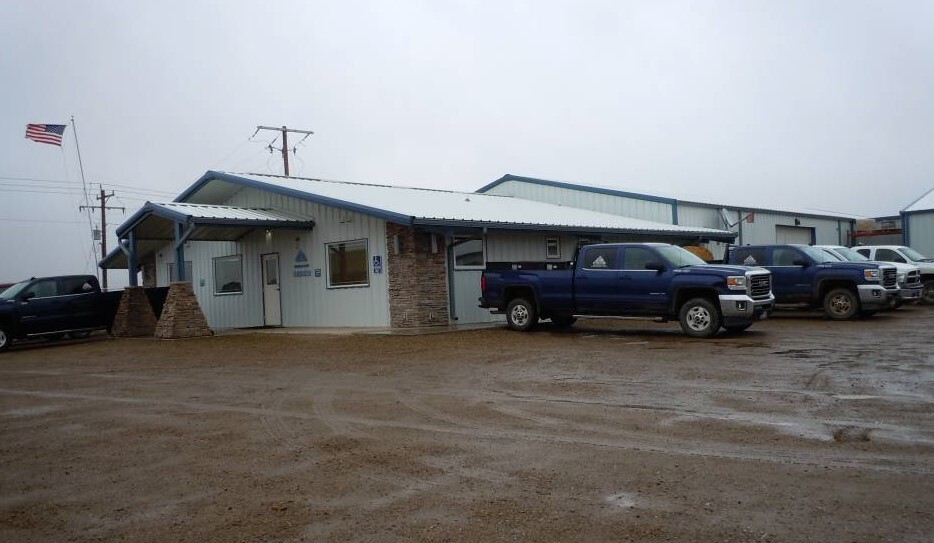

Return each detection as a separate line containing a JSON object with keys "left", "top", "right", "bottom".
{"left": 446, "top": 234, "right": 457, "bottom": 321}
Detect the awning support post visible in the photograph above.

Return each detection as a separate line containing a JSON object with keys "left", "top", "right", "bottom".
{"left": 174, "top": 221, "right": 195, "bottom": 282}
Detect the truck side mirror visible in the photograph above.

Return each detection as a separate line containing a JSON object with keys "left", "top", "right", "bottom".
{"left": 792, "top": 258, "right": 810, "bottom": 267}
{"left": 645, "top": 262, "right": 666, "bottom": 273}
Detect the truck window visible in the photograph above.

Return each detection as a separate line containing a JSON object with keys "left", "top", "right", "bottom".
{"left": 876, "top": 248, "right": 906, "bottom": 263}
{"left": 855, "top": 248, "right": 871, "bottom": 258}
{"left": 61, "top": 277, "right": 94, "bottom": 295}
{"left": 772, "top": 247, "right": 800, "bottom": 266}
{"left": 733, "top": 248, "right": 766, "bottom": 266}
{"left": 582, "top": 247, "right": 618, "bottom": 270}
{"left": 25, "top": 279, "right": 60, "bottom": 299}
{"left": 621, "top": 247, "right": 655, "bottom": 270}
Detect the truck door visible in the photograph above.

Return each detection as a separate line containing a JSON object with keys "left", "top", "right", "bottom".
{"left": 60, "top": 277, "right": 105, "bottom": 329}
{"left": 574, "top": 246, "right": 623, "bottom": 312}
{"left": 17, "top": 278, "right": 66, "bottom": 335}
{"left": 617, "top": 246, "right": 669, "bottom": 315}
{"left": 768, "top": 246, "right": 812, "bottom": 303}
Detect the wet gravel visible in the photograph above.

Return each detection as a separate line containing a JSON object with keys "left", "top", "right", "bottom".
{"left": 1, "top": 306, "right": 932, "bottom": 542}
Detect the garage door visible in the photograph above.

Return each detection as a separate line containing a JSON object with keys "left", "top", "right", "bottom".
{"left": 775, "top": 225, "right": 814, "bottom": 244}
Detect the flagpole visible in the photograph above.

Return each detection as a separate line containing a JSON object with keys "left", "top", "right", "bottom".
{"left": 71, "top": 116, "right": 100, "bottom": 283}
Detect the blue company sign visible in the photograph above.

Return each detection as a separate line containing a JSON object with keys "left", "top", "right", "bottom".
{"left": 293, "top": 249, "right": 313, "bottom": 277}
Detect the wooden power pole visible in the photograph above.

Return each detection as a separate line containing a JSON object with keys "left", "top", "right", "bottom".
{"left": 255, "top": 125, "right": 314, "bottom": 177}
{"left": 80, "top": 188, "right": 124, "bottom": 290}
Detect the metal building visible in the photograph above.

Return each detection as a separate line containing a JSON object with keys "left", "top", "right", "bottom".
{"left": 477, "top": 175, "right": 856, "bottom": 259}
{"left": 102, "top": 171, "right": 736, "bottom": 328}
{"left": 902, "top": 187, "right": 934, "bottom": 257}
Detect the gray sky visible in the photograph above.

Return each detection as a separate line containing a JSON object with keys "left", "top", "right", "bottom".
{"left": 1, "top": 0, "right": 932, "bottom": 284}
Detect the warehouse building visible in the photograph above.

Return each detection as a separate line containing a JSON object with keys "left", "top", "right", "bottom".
{"left": 901, "top": 187, "right": 934, "bottom": 257}
{"left": 477, "top": 175, "right": 857, "bottom": 259}
{"left": 102, "top": 171, "right": 736, "bottom": 328}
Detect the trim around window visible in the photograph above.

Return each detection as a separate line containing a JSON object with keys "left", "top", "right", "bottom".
{"left": 213, "top": 255, "right": 243, "bottom": 295}
{"left": 326, "top": 238, "right": 370, "bottom": 288}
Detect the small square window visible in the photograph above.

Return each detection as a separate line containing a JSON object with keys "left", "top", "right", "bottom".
{"left": 214, "top": 255, "right": 243, "bottom": 295}
{"left": 453, "top": 237, "right": 484, "bottom": 270}
{"left": 545, "top": 238, "right": 561, "bottom": 259}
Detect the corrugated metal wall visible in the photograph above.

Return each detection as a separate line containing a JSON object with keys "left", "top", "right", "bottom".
{"left": 154, "top": 187, "right": 392, "bottom": 328}
{"left": 906, "top": 212, "right": 934, "bottom": 256}
{"left": 484, "top": 180, "right": 673, "bottom": 223}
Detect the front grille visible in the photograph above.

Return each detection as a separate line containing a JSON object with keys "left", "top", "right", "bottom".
{"left": 904, "top": 270, "right": 921, "bottom": 287}
{"left": 749, "top": 274, "right": 771, "bottom": 299}
{"left": 882, "top": 268, "right": 897, "bottom": 289}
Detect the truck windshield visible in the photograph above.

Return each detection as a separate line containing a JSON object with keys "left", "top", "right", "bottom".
{"left": 655, "top": 245, "right": 707, "bottom": 268}
{"left": 901, "top": 247, "right": 932, "bottom": 262}
{"left": 0, "top": 280, "right": 30, "bottom": 300}
{"left": 820, "top": 249, "right": 844, "bottom": 261}
{"left": 832, "top": 247, "right": 869, "bottom": 262}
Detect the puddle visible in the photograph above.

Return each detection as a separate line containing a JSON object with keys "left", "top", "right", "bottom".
{"left": 605, "top": 492, "right": 637, "bottom": 509}
{"left": 3, "top": 405, "right": 61, "bottom": 417}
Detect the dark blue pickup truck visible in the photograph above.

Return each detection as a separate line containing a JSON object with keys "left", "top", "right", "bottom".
{"left": 0, "top": 275, "right": 120, "bottom": 352}
{"left": 480, "top": 243, "right": 774, "bottom": 338}
{"left": 725, "top": 244, "right": 899, "bottom": 319}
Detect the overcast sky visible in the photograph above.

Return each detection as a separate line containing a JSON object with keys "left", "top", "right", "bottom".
{"left": 1, "top": 0, "right": 932, "bottom": 284}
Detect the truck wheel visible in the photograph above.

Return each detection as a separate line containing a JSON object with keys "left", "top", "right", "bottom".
{"left": 679, "top": 298, "right": 721, "bottom": 338}
{"left": 551, "top": 316, "right": 576, "bottom": 328}
{"left": 922, "top": 280, "right": 934, "bottom": 305}
{"left": 506, "top": 298, "right": 538, "bottom": 332}
{"left": 0, "top": 325, "right": 10, "bottom": 352}
{"left": 823, "top": 288, "right": 859, "bottom": 320}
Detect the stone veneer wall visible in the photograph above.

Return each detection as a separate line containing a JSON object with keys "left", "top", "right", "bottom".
{"left": 110, "top": 286, "right": 158, "bottom": 337}
{"left": 154, "top": 282, "right": 214, "bottom": 339}
{"left": 386, "top": 223, "right": 450, "bottom": 327}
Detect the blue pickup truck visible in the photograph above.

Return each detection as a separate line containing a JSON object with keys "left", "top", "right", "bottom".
{"left": 479, "top": 243, "right": 774, "bottom": 338}
{"left": 725, "top": 244, "right": 899, "bottom": 319}
{"left": 0, "top": 275, "right": 120, "bottom": 352}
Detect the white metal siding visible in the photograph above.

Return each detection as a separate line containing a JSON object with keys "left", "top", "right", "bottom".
{"left": 907, "top": 212, "right": 934, "bottom": 256}
{"left": 484, "top": 180, "right": 674, "bottom": 223}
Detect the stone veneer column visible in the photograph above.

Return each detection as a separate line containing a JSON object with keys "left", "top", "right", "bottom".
{"left": 386, "top": 223, "right": 450, "bottom": 328}
{"left": 154, "top": 282, "right": 214, "bottom": 339}
{"left": 110, "top": 286, "right": 158, "bottom": 337}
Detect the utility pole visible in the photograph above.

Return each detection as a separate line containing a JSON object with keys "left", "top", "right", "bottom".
{"left": 80, "top": 188, "right": 124, "bottom": 290}
{"left": 255, "top": 125, "right": 314, "bottom": 177}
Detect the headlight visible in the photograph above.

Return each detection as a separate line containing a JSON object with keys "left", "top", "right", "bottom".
{"left": 727, "top": 276, "right": 747, "bottom": 290}
{"left": 864, "top": 269, "right": 880, "bottom": 281}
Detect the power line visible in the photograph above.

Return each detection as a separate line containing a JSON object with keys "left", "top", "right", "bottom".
{"left": 0, "top": 217, "right": 85, "bottom": 224}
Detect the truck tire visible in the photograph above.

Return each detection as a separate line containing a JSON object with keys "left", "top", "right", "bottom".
{"left": 823, "top": 288, "right": 859, "bottom": 320}
{"left": 922, "top": 280, "right": 934, "bottom": 305}
{"left": 506, "top": 298, "right": 538, "bottom": 332}
{"left": 0, "top": 325, "right": 10, "bottom": 352}
{"left": 551, "top": 316, "right": 577, "bottom": 328}
{"left": 679, "top": 297, "right": 721, "bottom": 338}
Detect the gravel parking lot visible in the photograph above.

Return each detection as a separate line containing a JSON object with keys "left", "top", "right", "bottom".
{"left": 1, "top": 307, "right": 932, "bottom": 542}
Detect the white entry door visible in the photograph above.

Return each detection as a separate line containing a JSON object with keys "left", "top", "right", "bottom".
{"left": 262, "top": 253, "right": 282, "bottom": 326}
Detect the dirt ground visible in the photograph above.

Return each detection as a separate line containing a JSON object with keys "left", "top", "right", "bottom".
{"left": 1, "top": 307, "right": 932, "bottom": 543}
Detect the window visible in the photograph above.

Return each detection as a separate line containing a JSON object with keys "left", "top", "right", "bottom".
{"left": 213, "top": 255, "right": 243, "bottom": 295}
{"left": 25, "top": 279, "right": 60, "bottom": 299}
{"left": 327, "top": 239, "right": 369, "bottom": 288}
{"left": 582, "top": 247, "right": 618, "bottom": 270}
{"left": 61, "top": 277, "right": 97, "bottom": 295}
{"left": 167, "top": 261, "right": 193, "bottom": 283}
{"left": 855, "top": 248, "right": 871, "bottom": 258}
{"left": 545, "top": 238, "right": 561, "bottom": 259}
{"left": 621, "top": 247, "right": 656, "bottom": 270}
{"left": 453, "top": 237, "right": 484, "bottom": 269}
{"left": 772, "top": 247, "right": 800, "bottom": 266}
{"left": 876, "top": 249, "right": 906, "bottom": 263}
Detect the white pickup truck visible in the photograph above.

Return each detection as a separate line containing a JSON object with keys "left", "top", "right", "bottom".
{"left": 851, "top": 245, "right": 934, "bottom": 305}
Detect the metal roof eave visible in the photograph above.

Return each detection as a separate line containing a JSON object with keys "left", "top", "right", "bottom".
{"left": 176, "top": 171, "right": 415, "bottom": 226}
{"left": 412, "top": 218, "right": 737, "bottom": 241}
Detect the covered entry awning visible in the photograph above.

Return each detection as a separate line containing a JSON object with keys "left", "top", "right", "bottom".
{"left": 101, "top": 202, "right": 315, "bottom": 271}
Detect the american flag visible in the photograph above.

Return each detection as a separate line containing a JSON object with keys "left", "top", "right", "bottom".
{"left": 25, "top": 124, "right": 67, "bottom": 146}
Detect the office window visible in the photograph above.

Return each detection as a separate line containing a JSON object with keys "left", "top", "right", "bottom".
{"left": 327, "top": 239, "right": 369, "bottom": 288}
{"left": 545, "top": 238, "right": 561, "bottom": 259}
{"left": 453, "top": 237, "right": 484, "bottom": 269}
{"left": 213, "top": 255, "right": 243, "bottom": 295}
